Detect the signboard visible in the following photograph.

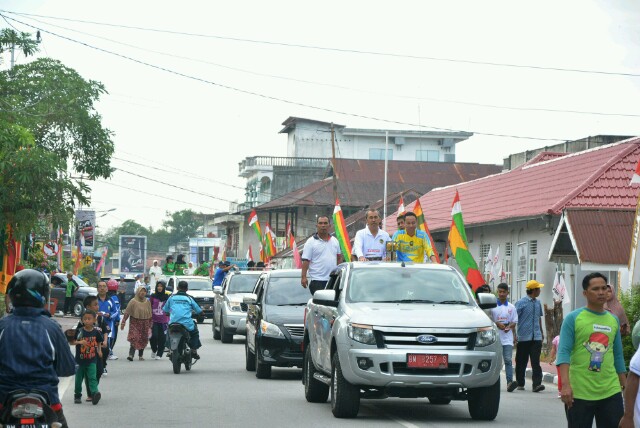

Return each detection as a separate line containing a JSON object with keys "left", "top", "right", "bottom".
{"left": 43, "top": 241, "right": 60, "bottom": 257}
{"left": 76, "top": 209, "right": 96, "bottom": 252}
{"left": 119, "top": 235, "right": 147, "bottom": 274}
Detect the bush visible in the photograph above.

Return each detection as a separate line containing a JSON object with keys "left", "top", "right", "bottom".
{"left": 620, "top": 285, "right": 640, "bottom": 366}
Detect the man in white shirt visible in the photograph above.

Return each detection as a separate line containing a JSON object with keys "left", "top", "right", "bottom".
{"left": 148, "top": 260, "right": 163, "bottom": 288}
{"left": 301, "top": 216, "right": 343, "bottom": 294}
{"left": 490, "top": 282, "right": 518, "bottom": 393}
{"left": 133, "top": 274, "right": 144, "bottom": 293}
{"left": 353, "top": 209, "right": 390, "bottom": 261}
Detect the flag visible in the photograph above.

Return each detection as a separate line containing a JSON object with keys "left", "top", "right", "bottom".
{"left": 290, "top": 234, "right": 302, "bottom": 269}
{"left": 397, "top": 195, "right": 406, "bottom": 216}
{"left": 264, "top": 223, "right": 277, "bottom": 257}
{"left": 259, "top": 242, "right": 264, "bottom": 262}
{"left": 286, "top": 220, "right": 292, "bottom": 248}
{"left": 333, "top": 199, "right": 352, "bottom": 262}
{"left": 95, "top": 247, "right": 108, "bottom": 273}
{"left": 246, "top": 245, "right": 254, "bottom": 262}
{"left": 448, "top": 190, "right": 485, "bottom": 291}
{"left": 484, "top": 246, "right": 493, "bottom": 275}
{"left": 73, "top": 243, "right": 82, "bottom": 275}
{"left": 221, "top": 246, "right": 227, "bottom": 262}
{"left": 248, "top": 209, "right": 263, "bottom": 244}
{"left": 57, "top": 226, "right": 64, "bottom": 271}
{"left": 631, "top": 158, "right": 640, "bottom": 185}
{"left": 413, "top": 198, "right": 441, "bottom": 263}
{"left": 491, "top": 245, "right": 501, "bottom": 284}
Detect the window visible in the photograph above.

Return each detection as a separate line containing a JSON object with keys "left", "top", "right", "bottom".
{"left": 528, "top": 258, "right": 537, "bottom": 280}
{"left": 416, "top": 150, "right": 439, "bottom": 162}
{"left": 505, "top": 242, "right": 512, "bottom": 257}
{"left": 369, "top": 148, "right": 393, "bottom": 160}
{"left": 479, "top": 244, "right": 491, "bottom": 272}
{"left": 504, "top": 259, "right": 512, "bottom": 284}
{"left": 529, "top": 240, "right": 538, "bottom": 255}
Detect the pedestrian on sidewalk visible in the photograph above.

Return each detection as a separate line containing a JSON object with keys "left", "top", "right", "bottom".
{"left": 549, "top": 333, "right": 562, "bottom": 398}
{"left": 604, "top": 283, "right": 630, "bottom": 336}
{"left": 73, "top": 310, "right": 103, "bottom": 405}
{"left": 120, "top": 287, "right": 152, "bottom": 361}
{"left": 96, "top": 282, "right": 118, "bottom": 372}
{"left": 514, "top": 279, "right": 545, "bottom": 392}
{"left": 490, "top": 283, "right": 518, "bottom": 392}
{"left": 63, "top": 273, "right": 79, "bottom": 316}
{"left": 106, "top": 279, "right": 121, "bottom": 360}
{"left": 149, "top": 280, "right": 169, "bottom": 359}
{"left": 557, "top": 272, "right": 626, "bottom": 428}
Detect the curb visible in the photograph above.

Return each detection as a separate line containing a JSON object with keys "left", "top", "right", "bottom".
{"left": 525, "top": 367, "right": 558, "bottom": 385}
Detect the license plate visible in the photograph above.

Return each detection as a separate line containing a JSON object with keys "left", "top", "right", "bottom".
{"left": 407, "top": 353, "right": 448, "bottom": 369}
{"left": 6, "top": 424, "right": 49, "bottom": 428}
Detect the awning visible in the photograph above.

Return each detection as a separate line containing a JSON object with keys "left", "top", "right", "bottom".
{"left": 549, "top": 209, "right": 635, "bottom": 268}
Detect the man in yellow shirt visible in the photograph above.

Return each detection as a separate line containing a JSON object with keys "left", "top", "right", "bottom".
{"left": 392, "top": 212, "right": 438, "bottom": 263}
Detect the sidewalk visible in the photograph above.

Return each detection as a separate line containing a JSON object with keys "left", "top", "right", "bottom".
{"left": 524, "top": 361, "right": 559, "bottom": 385}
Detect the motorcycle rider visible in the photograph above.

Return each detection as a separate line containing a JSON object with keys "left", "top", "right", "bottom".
{"left": 0, "top": 269, "right": 76, "bottom": 427}
{"left": 163, "top": 280, "right": 203, "bottom": 359}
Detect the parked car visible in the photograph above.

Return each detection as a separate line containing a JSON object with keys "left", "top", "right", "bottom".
{"left": 244, "top": 269, "right": 308, "bottom": 379}
{"left": 50, "top": 274, "right": 98, "bottom": 317}
{"left": 212, "top": 271, "right": 261, "bottom": 343}
{"left": 167, "top": 275, "right": 214, "bottom": 323}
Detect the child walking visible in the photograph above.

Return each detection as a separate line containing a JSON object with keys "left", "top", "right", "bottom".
{"left": 549, "top": 333, "right": 561, "bottom": 398}
{"left": 76, "top": 296, "right": 110, "bottom": 401}
{"left": 73, "top": 310, "right": 103, "bottom": 405}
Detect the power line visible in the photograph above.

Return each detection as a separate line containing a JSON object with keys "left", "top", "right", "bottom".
{"left": 0, "top": 13, "right": 568, "bottom": 142}
{"left": 3, "top": 9, "right": 639, "bottom": 78}
{"left": 8, "top": 12, "right": 639, "bottom": 119}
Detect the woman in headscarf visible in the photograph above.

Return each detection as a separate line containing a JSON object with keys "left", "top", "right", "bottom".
{"left": 149, "top": 280, "right": 170, "bottom": 359}
{"left": 175, "top": 254, "right": 188, "bottom": 276}
{"left": 120, "top": 287, "right": 152, "bottom": 361}
{"left": 162, "top": 255, "right": 176, "bottom": 276}
{"left": 604, "top": 283, "right": 630, "bottom": 335}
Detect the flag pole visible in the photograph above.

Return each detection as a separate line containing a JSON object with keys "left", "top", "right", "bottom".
{"left": 383, "top": 131, "right": 389, "bottom": 231}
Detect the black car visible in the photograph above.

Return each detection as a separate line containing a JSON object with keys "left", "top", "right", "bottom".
{"left": 245, "top": 269, "right": 308, "bottom": 379}
{"left": 50, "top": 274, "right": 98, "bottom": 317}
{"left": 101, "top": 276, "right": 135, "bottom": 309}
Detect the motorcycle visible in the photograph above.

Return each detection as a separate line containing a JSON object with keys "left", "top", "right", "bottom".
{"left": 0, "top": 389, "right": 62, "bottom": 428}
{"left": 167, "top": 323, "right": 198, "bottom": 374}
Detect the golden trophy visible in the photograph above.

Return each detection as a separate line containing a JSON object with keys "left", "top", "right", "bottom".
{"left": 386, "top": 241, "right": 398, "bottom": 262}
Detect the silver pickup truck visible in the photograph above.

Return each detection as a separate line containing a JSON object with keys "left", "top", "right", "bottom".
{"left": 302, "top": 262, "right": 501, "bottom": 420}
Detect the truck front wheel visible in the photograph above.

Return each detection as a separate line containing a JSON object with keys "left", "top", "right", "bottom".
{"left": 467, "top": 379, "right": 500, "bottom": 420}
{"left": 304, "top": 345, "right": 329, "bottom": 403}
{"left": 331, "top": 353, "right": 360, "bottom": 418}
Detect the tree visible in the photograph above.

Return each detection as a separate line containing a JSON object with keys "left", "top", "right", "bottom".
{"left": 162, "top": 210, "right": 201, "bottom": 247}
{"left": 0, "top": 29, "right": 114, "bottom": 235}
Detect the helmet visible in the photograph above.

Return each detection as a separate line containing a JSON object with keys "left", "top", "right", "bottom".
{"left": 7, "top": 269, "right": 50, "bottom": 308}
{"left": 107, "top": 279, "right": 119, "bottom": 292}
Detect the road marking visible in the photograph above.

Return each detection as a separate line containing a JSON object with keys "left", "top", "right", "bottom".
{"left": 363, "top": 403, "right": 421, "bottom": 428}
{"left": 59, "top": 376, "right": 71, "bottom": 399}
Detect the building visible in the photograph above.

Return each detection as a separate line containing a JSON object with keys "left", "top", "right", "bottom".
{"left": 384, "top": 137, "right": 640, "bottom": 312}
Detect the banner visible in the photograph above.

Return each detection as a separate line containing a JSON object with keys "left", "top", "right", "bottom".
{"left": 76, "top": 209, "right": 96, "bottom": 252}
{"left": 119, "top": 235, "right": 147, "bottom": 274}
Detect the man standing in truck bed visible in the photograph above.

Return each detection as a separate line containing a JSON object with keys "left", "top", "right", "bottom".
{"left": 301, "top": 215, "right": 343, "bottom": 294}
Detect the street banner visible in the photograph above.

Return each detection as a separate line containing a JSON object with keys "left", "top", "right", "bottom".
{"left": 119, "top": 235, "right": 146, "bottom": 274}
{"left": 75, "top": 209, "right": 96, "bottom": 252}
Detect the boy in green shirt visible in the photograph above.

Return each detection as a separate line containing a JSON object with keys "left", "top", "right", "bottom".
{"left": 557, "top": 272, "right": 626, "bottom": 427}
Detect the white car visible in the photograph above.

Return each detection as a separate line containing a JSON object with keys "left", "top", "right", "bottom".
{"left": 212, "top": 271, "right": 262, "bottom": 342}
{"left": 166, "top": 275, "right": 215, "bottom": 323}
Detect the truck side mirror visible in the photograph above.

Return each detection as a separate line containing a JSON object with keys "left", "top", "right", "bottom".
{"left": 312, "top": 290, "right": 338, "bottom": 307}
{"left": 477, "top": 293, "right": 497, "bottom": 309}
{"left": 243, "top": 294, "right": 258, "bottom": 305}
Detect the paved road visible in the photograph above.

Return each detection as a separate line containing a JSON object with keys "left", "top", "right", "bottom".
{"left": 58, "top": 319, "right": 566, "bottom": 428}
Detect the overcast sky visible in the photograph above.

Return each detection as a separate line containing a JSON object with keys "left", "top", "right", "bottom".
{"left": 1, "top": 0, "right": 639, "bottom": 232}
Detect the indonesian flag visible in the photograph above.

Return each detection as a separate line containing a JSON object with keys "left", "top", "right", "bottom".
{"left": 397, "top": 195, "right": 406, "bottom": 216}
{"left": 631, "top": 158, "right": 640, "bottom": 185}
{"left": 246, "top": 246, "right": 254, "bottom": 262}
{"left": 290, "top": 234, "right": 302, "bottom": 269}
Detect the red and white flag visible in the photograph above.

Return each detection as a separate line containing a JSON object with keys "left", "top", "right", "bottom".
{"left": 631, "top": 158, "right": 640, "bottom": 185}
{"left": 397, "top": 195, "right": 406, "bottom": 216}
{"left": 290, "top": 234, "right": 302, "bottom": 269}
{"left": 246, "top": 246, "right": 253, "bottom": 262}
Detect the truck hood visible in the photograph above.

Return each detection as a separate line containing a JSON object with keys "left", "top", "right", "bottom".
{"left": 346, "top": 303, "right": 493, "bottom": 329}
{"left": 264, "top": 304, "right": 306, "bottom": 325}
{"left": 186, "top": 290, "right": 215, "bottom": 300}
{"left": 226, "top": 292, "right": 252, "bottom": 304}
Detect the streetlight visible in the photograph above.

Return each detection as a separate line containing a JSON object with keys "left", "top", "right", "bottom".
{"left": 98, "top": 208, "right": 116, "bottom": 218}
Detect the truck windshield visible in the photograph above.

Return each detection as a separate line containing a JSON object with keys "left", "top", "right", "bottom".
{"left": 346, "top": 268, "right": 473, "bottom": 304}
{"left": 228, "top": 274, "right": 259, "bottom": 294}
{"left": 184, "top": 279, "right": 211, "bottom": 291}
{"left": 265, "top": 277, "right": 310, "bottom": 306}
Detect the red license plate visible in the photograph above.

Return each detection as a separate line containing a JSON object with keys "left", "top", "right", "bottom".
{"left": 407, "top": 354, "right": 448, "bottom": 369}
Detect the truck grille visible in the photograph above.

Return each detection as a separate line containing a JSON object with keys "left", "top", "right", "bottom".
{"left": 240, "top": 303, "right": 248, "bottom": 312}
{"left": 380, "top": 362, "right": 472, "bottom": 376}
{"left": 284, "top": 324, "right": 305, "bottom": 337}
{"left": 375, "top": 327, "right": 474, "bottom": 350}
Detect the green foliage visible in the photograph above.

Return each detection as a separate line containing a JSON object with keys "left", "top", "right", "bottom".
{"left": 162, "top": 210, "right": 202, "bottom": 246}
{"left": 0, "top": 29, "right": 39, "bottom": 59}
{"left": 620, "top": 286, "right": 640, "bottom": 366}
{"left": 80, "top": 265, "right": 99, "bottom": 286}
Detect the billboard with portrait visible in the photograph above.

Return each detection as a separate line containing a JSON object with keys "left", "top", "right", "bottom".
{"left": 119, "top": 235, "right": 147, "bottom": 274}
{"left": 76, "top": 209, "right": 96, "bottom": 252}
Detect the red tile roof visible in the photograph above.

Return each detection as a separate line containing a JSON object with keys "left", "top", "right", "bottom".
{"left": 565, "top": 210, "right": 634, "bottom": 265}
{"left": 384, "top": 138, "right": 640, "bottom": 233}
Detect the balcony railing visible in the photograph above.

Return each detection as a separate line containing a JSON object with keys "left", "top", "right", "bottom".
{"left": 239, "top": 156, "right": 329, "bottom": 175}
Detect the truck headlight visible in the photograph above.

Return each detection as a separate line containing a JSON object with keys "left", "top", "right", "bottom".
{"left": 475, "top": 327, "right": 497, "bottom": 347}
{"left": 260, "top": 320, "right": 284, "bottom": 338}
{"left": 347, "top": 323, "right": 376, "bottom": 345}
{"left": 228, "top": 301, "right": 242, "bottom": 312}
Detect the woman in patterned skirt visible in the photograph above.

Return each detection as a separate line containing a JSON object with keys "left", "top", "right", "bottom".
{"left": 120, "top": 287, "right": 152, "bottom": 361}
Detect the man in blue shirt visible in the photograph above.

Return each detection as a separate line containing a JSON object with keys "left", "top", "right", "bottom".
{"left": 212, "top": 261, "right": 235, "bottom": 288}
{"left": 163, "top": 280, "right": 204, "bottom": 358}
{"left": 514, "top": 279, "right": 546, "bottom": 392}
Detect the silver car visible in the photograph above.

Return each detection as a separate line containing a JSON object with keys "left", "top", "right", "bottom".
{"left": 212, "top": 271, "right": 262, "bottom": 343}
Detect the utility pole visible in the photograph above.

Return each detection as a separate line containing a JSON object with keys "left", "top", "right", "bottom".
{"left": 330, "top": 123, "right": 338, "bottom": 203}
{"left": 383, "top": 131, "right": 389, "bottom": 230}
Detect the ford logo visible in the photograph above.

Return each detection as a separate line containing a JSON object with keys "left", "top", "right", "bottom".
{"left": 203, "top": 297, "right": 210, "bottom": 301}
{"left": 416, "top": 334, "right": 438, "bottom": 344}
